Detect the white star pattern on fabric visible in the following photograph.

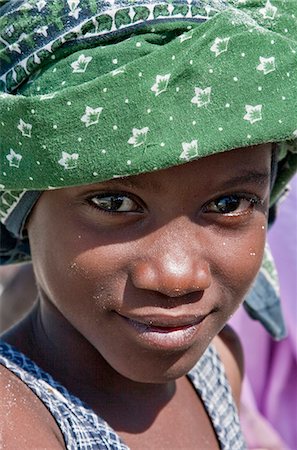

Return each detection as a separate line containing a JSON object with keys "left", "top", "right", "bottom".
{"left": 127, "top": 127, "right": 149, "bottom": 147}
{"left": 293, "top": 130, "right": 297, "bottom": 138}
{"left": 244, "top": 105, "right": 263, "bottom": 124}
{"left": 191, "top": 87, "right": 211, "bottom": 107}
{"left": 58, "top": 152, "right": 79, "bottom": 169}
{"left": 257, "top": 56, "right": 276, "bottom": 74}
{"left": 112, "top": 67, "right": 126, "bottom": 76}
{"left": 5, "top": 25, "right": 14, "bottom": 37}
{"left": 36, "top": 26, "right": 49, "bottom": 37}
{"left": 210, "top": 37, "right": 230, "bottom": 57}
{"left": 8, "top": 43, "right": 21, "bottom": 54}
{"left": 180, "top": 140, "right": 199, "bottom": 161}
{"left": 259, "top": 0, "right": 277, "bottom": 20}
{"left": 179, "top": 30, "right": 193, "bottom": 43}
{"left": 71, "top": 54, "right": 92, "bottom": 73}
{"left": 17, "top": 119, "right": 32, "bottom": 137}
{"left": 67, "top": 0, "right": 81, "bottom": 19}
{"left": 6, "top": 149, "right": 22, "bottom": 168}
{"left": 81, "top": 106, "right": 103, "bottom": 127}
{"left": 36, "top": 0, "right": 46, "bottom": 11}
{"left": 151, "top": 74, "right": 171, "bottom": 96}
{"left": 39, "top": 93, "right": 56, "bottom": 100}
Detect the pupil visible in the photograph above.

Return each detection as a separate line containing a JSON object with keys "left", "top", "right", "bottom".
{"left": 217, "top": 196, "right": 239, "bottom": 212}
{"left": 98, "top": 196, "right": 124, "bottom": 210}
{"left": 111, "top": 196, "right": 124, "bottom": 210}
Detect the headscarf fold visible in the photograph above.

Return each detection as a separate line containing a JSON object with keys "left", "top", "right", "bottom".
{"left": 0, "top": 0, "right": 296, "bottom": 339}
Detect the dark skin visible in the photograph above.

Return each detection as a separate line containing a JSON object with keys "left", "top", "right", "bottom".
{"left": 1, "top": 145, "right": 271, "bottom": 449}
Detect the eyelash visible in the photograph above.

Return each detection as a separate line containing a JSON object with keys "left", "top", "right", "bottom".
{"left": 203, "top": 193, "right": 262, "bottom": 216}
{"left": 86, "top": 192, "right": 262, "bottom": 216}
{"left": 87, "top": 192, "right": 144, "bottom": 214}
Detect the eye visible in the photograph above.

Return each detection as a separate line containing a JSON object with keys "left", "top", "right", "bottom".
{"left": 203, "top": 194, "right": 260, "bottom": 215}
{"left": 89, "top": 193, "right": 143, "bottom": 213}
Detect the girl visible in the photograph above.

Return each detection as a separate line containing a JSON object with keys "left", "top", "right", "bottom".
{"left": 0, "top": 0, "right": 296, "bottom": 448}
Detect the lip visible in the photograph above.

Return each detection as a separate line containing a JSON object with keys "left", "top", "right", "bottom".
{"left": 116, "top": 312, "right": 207, "bottom": 350}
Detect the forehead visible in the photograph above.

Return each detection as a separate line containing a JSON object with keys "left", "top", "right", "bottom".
{"left": 65, "top": 144, "right": 272, "bottom": 196}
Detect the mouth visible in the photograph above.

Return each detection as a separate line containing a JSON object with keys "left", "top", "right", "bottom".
{"left": 115, "top": 312, "right": 208, "bottom": 350}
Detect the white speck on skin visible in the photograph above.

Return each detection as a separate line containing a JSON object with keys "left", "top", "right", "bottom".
{"left": 250, "top": 252, "right": 256, "bottom": 256}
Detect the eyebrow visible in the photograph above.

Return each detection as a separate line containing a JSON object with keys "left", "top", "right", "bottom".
{"left": 92, "top": 169, "right": 270, "bottom": 197}
{"left": 102, "top": 176, "right": 163, "bottom": 193}
{"left": 218, "top": 170, "right": 270, "bottom": 190}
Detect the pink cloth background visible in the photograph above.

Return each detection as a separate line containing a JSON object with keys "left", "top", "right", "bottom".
{"left": 230, "top": 176, "right": 297, "bottom": 450}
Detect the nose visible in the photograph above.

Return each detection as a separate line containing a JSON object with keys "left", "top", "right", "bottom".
{"left": 131, "top": 224, "right": 211, "bottom": 297}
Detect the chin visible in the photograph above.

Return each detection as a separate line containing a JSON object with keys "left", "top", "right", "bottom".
{"left": 114, "top": 345, "right": 208, "bottom": 385}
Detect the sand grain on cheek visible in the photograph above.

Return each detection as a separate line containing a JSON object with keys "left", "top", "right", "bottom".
{"left": 214, "top": 228, "right": 266, "bottom": 310}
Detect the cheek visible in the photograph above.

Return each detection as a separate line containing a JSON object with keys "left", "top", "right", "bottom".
{"left": 210, "top": 220, "right": 267, "bottom": 309}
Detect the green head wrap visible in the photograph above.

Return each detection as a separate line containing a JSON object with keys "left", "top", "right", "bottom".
{"left": 0, "top": 0, "right": 296, "bottom": 339}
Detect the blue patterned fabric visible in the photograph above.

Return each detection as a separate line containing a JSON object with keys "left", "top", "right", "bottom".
{"left": 0, "top": 340, "right": 246, "bottom": 449}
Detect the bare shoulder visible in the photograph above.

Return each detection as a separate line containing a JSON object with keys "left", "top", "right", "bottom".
{"left": 212, "top": 324, "right": 244, "bottom": 409}
{"left": 0, "top": 364, "right": 65, "bottom": 449}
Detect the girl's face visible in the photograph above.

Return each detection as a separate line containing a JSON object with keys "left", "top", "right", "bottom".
{"left": 28, "top": 145, "right": 271, "bottom": 383}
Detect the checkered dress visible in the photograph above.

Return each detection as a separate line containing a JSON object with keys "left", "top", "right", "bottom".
{"left": 0, "top": 341, "right": 246, "bottom": 449}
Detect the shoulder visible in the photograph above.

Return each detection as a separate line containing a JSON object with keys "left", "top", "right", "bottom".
{"left": 0, "top": 363, "right": 65, "bottom": 449}
{"left": 212, "top": 324, "right": 244, "bottom": 409}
